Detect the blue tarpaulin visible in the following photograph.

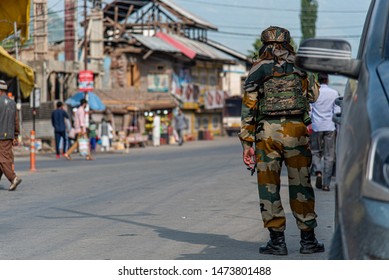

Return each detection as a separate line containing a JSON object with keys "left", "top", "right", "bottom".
{"left": 65, "top": 92, "right": 106, "bottom": 111}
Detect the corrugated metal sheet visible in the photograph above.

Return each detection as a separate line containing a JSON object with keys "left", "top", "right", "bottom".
{"left": 131, "top": 34, "right": 179, "bottom": 52}
{"left": 155, "top": 33, "right": 196, "bottom": 58}
{"left": 164, "top": 33, "right": 236, "bottom": 62}
{"left": 134, "top": 33, "right": 236, "bottom": 62}
{"left": 159, "top": 0, "right": 218, "bottom": 31}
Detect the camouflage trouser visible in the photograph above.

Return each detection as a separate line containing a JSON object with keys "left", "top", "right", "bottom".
{"left": 255, "top": 116, "right": 317, "bottom": 231}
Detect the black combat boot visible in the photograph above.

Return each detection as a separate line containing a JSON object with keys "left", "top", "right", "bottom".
{"left": 259, "top": 229, "right": 288, "bottom": 255}
{"left": 300, "top": 230, "right": 325, "bottom": 254}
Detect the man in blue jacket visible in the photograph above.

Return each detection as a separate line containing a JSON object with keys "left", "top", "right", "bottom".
{"left": 51, "top": 101, "right": 69, "bottom": 158}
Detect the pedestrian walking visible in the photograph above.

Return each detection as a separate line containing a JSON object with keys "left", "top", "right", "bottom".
{"left": 239, "top": 26, "right": 324, "bottom": 255}
{"left": 64, "top": 99, "right": 93, "bottom": 160}
{"left": 0, "top": 80, "right": 22, "bottom": 191}
{"left": 107, "top": 120, "right": 114, "bottom": 148}
{"left": 51, "top": 101, "right": 70, "bottom": 159}
{"left": 65, "top": 115, "right": 75, "bottom": 147}
{"left": 310, "top": 73, "right": 340, "bottom": 192}
{"left": 98, "top": 118, "right": 110, "bottom": 151}
{"left": 89, "top": 119, "right": 97, "bottom": 153}
{"left": 174, "top": 109, "right": 188, "bottom": 146}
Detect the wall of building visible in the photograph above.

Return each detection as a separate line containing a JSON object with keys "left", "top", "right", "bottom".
{"left": 221, "top": 63, "right": 247, "bottom": 96}
{"left": 23, "top": 120, "right": 53, "bottom": 140}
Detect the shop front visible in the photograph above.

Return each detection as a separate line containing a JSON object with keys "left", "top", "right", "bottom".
{"left": 143, "top": 99, "right": 177, "bottom": 146}
{"left": 195, "top": 110, "right": 223, "bottom": 140}
{"left": 144, "top": 109, "right": 173, "bottom": 145}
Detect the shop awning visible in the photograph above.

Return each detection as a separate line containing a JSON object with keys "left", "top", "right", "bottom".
{"left": 0, "top": 0, "right": 30, "bottom": 44}
{"left": 127, "top": 105, "right": 141, "bottom": 111}
{"left": 0, "top": 46, "right": 34, "bottom": 99}
{"left": 66, "top": 91, "right": 106, "bottom": 111}
{"left": 146, "top": 99, "right": 178, "bottom": 110}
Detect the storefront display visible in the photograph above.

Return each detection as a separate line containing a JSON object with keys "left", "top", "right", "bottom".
{"left": 144, "top": 109, "right": 172, "bottom": 145}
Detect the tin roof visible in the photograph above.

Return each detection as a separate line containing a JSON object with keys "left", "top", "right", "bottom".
{"left": 131, "top": 34, "right": 179, "bottom": 52}
{"left": 131, "top": 32, "right": 236, "bottom": 63}
{"left": 155, "top": 33, "right": 197, "bottom": 59}
{"left": 156, "top": 32, "right": 236, "bottom": 62}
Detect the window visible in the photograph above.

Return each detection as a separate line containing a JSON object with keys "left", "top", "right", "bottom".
{"left": 195, "top": 117, "right": 200, "bottom": 129}
{"left": 127, "top": 64, "right": 140, "bottom": 87}
{"left": 202, "top": 117, "right": 209, "bottom": 129}
{"left": 212, "top": 116, "right": 219, "bottom": 129}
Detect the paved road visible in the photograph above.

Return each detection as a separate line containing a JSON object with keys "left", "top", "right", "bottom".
{"left": 0, "top": 137, "right": 334, "bottom": 260}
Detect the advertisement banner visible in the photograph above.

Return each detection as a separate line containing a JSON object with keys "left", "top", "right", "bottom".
{"left": 78, "top": 70, "right": 94, "bottom": 92}
{"left": 204, "top": 90, "right": 229, "bottom": 109}
{"left": 147, "top": 74, "right": 169, "bottom": 92}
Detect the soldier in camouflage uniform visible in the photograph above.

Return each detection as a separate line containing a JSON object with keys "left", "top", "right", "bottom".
{"left": 239, "top": 26, "right": 325, "bottom": 255}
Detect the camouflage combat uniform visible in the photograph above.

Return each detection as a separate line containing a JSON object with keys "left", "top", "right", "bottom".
{"left": 239, "top": 26, "right": 324, "bottom": 255}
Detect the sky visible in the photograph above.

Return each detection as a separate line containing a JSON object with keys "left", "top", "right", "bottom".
{"left": 47, "top": 0, "right": 372, "bottom": 92}
{"left": 170, "top": 0, "right": 372, "bottom": 92}
{"left": 47, "top": 0, "right": 371, "bottom": 56}
{"left": 172, "top": 0, "right": 371, "bottom": 57}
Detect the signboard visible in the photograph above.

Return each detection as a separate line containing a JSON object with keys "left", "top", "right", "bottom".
{"left": 147, "top": 74, "right": 169, "bottom": 92}
{"left": 78, "top": 70, "right": 94, "bottom": 92}
{"left": 30, "top": 87, "right": 41, "bottom": 108}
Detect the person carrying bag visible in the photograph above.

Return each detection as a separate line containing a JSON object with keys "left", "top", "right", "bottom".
{"left": 64, "top": 99, "right": 93, "bottom": 160}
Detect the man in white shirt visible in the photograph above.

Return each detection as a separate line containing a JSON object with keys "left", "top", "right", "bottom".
{"left": 310, "top": 73, "right": 340, "bottom": 191}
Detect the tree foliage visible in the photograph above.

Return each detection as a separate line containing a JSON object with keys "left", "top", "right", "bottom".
{"left": 300, "top": 0, "right": 318, "bottom": 43}
{"left": 247, "top": 37, "right": 263, "bottom": 60}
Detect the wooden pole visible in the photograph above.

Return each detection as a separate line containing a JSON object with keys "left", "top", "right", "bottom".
{"left": 83, "top": 0, "right": 90, "bottom": 128}
{"left": 84, "top": 0, "right": 88, "bottom": 71}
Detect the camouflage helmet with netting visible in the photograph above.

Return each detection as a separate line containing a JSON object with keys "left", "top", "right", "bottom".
{"left": 260, "top": 26, "right": 291, "bottom": 43}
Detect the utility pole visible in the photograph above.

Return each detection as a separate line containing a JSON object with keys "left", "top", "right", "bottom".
{"left": 33, "top": 0, "right": 48, "bottom": 107}
{"left": 83, "top": 0, "right": 90, "bottom": 128}
{"left": 84, "top": 0, "right": 88, "bottom": 71}
{"left": 13, "top": 22, "right": 23, "bottom": 144}
{"left": 30, "top": 0, "right": 48, "bottom": 172}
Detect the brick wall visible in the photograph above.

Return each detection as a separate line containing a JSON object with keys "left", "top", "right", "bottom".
{"left": 20, "top": 102, "right": 56, "bottom": 141}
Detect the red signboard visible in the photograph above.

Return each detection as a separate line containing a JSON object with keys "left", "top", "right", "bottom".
{"left": 78, "top": 70, "right": 94, "bottom": 92}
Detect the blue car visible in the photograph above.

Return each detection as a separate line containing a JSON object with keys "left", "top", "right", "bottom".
{"left": 295, "top": 0, "right": 389, "bottom": 259}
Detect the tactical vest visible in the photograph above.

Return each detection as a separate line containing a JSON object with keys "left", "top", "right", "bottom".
{"left": 259, "top": 73, "right": 309, "bottom": 116}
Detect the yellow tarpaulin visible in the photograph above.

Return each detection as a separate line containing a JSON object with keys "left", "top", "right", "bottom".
{"left": 0, "top": 0, "right": 33, "bottom": 98}
{"left": 0, "top": 46, "right": 34, "bottom": 99}
{"left": 0, "top": 0, "right": 31, "bottom": 44}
